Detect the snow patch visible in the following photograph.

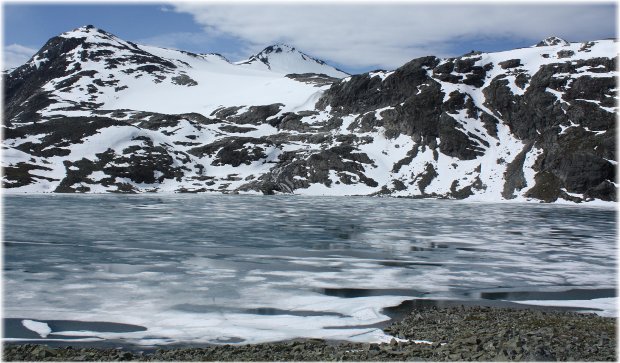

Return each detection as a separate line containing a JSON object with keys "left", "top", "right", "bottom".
{"left": 22, "top": 320, "right": 52, "bottom": 338}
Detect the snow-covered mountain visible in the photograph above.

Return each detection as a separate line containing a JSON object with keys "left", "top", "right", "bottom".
{"left": 236, "top": 44, "right": 348, "bottom": 78}
{"left": 4, "top": 25, "right": 346, "bottom": 119}
{"left": 2, "top": 26, "right": 617, "bottom": 203}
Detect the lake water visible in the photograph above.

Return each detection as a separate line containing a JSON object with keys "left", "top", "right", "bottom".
{"left": 2, "top": 195, "right": 617, "bottom": 346}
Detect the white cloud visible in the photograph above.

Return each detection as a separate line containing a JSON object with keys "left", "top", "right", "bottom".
{"left": 3, "top": 44, "right": 37, "bottom": 70}
{"left": 172, "top": 3, "right": 615, "bottom": 70}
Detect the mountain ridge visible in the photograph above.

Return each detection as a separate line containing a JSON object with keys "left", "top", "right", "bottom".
{"left": 2, "top": 26, "right": 617, "bottom": 204}
{"left": 7, "top": 25, "right": 348, "bottom": 77}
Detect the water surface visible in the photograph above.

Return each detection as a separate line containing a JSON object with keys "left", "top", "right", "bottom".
{"left": 3, "top": 195, "right": 616, "bottom": 345}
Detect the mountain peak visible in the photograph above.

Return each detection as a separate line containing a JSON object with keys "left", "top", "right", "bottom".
{"left": 250, "top": 44, "right": 316, "bottom": 64}
{"left": 535, "top": 36, "right": 570, "bottom": 47}
{"left": 58, "top": 25, "right": 131, "bottom": 47}
{"left": 238, "top": 44, "right": 348, "bottom": 78}
{"left": 61, "top": 24, "right": 106, "bottom": 37}
{"left": 259, "top": 44, "right": 297, "bottom": 54}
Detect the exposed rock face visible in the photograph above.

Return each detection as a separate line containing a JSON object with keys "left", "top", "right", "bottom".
{"left": 2, "top": 26, "right": 617, "bottom": 203}
{"left": 536, "top": 36, "right": 571, "bottom": 47}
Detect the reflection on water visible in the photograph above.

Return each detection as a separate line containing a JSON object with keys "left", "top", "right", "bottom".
{"left": 318, "top": 288, "right": 429, "bottom": 298}
{"left": 2, "top": 195, "right": 616, "bottom": 345}
{"left": 4, "top": 318, "right": 147, "bottom": 338}
{"left": 477, "top": 288, "right": 616, "bottom": 301}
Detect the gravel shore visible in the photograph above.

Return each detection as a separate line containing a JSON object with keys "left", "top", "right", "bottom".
{"left": 3, "top": 305, "right": 616, "bottom": 361}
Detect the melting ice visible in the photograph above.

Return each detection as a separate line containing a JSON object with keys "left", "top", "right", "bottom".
{"left": 3, "top": 195, "right": 616, "bottom": 345}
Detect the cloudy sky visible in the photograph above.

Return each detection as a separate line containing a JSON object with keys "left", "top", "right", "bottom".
{"left": 3, "top": 1, "right": 617, "bottom": 73}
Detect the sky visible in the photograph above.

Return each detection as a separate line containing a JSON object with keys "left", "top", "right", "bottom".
{"left": 3, "top": 1, "right": 617, "bottom": 74}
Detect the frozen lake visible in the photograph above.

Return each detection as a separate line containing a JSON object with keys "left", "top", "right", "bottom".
{"left": 3, "top": 195, "right": 616, "bottom": 346}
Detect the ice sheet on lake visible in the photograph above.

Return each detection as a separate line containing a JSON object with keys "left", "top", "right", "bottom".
{"left": 3, "top": 195, "right": 617, "bottom": 345}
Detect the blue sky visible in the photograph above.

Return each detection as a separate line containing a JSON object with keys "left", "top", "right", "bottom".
{"left": 3, "top": 2, "right": 617, "bottom": 73}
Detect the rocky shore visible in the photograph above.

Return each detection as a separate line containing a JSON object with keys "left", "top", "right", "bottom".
{"left": 3, "top": 305, "right": 616, "bottom": 361}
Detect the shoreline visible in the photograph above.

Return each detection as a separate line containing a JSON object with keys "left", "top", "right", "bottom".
{"left": 3, "top": 303, "right": 616, "bottom": 361}
{"left": 2, "top": 192, "right": 616, "bottom": 209}
{"left": 4, "top": 297, "right": 611, "bottom": 350}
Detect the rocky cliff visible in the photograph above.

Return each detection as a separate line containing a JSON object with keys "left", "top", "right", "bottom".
{"left": 2, "top": 26, "right": 617, "bottom": 203}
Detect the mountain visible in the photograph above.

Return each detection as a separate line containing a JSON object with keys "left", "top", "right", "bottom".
{"left": 236, "top": 44, "right": 349, "bottom": 78}
{"left": 4, "top": 25, "right": 346, "bottom": 121}
{"left": 2, "top": 26, "right": 617, "bottom": 203}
